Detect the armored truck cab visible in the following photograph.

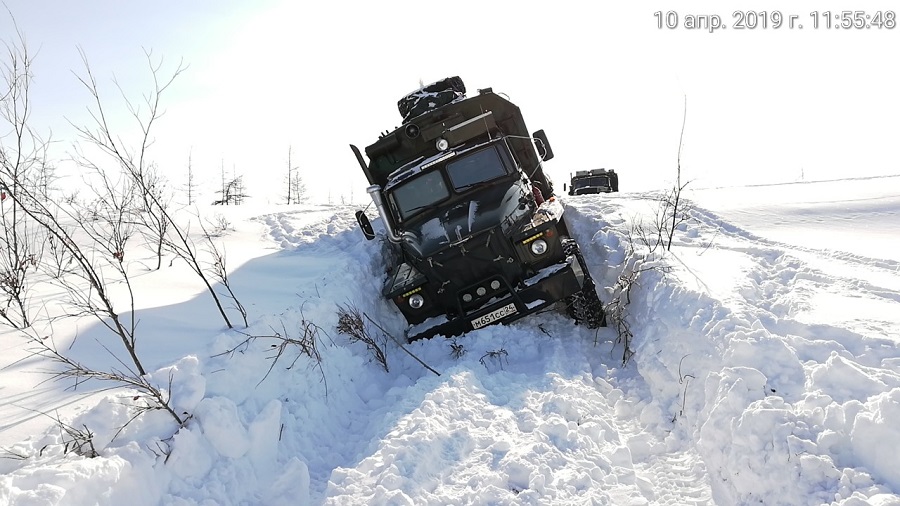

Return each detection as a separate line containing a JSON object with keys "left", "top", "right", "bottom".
{"left": 568, "top": 168, "right": 619, "bottom": 195}
{"left": 352, "top": 77, "right": 605, "bottom": 341}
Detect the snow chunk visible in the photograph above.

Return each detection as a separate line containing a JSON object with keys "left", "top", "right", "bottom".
{"left": 157, "top": 355, "right": 207, "bottom": 415}
{"left": 248, "top": 400, "right": 282, "bottom": 479}
{"left": 195, "top": 397, "right": 250, "bottom": 459}
{"left": 264, "top": 458, "right": 311, "bottom": 506}
{"left": 851, "top": 388, "right": 900, "bottom": 490}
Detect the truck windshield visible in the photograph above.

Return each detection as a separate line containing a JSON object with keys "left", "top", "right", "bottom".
{"left": 446, "top": 145, "right": 510, "bottom": 191}
{"left": 390, "top": 169, "right": 450, "bottom": 220}
{"left": 389, "top": 144, "right": 512, "bottom": 221}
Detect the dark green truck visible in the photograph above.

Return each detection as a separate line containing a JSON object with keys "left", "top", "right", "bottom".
{"left": 352, "top": 77, "right": 605, "bottom": 341}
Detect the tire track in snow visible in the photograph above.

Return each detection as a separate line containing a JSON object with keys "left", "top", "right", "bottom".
{"left": 560, "top": 198, "right": 718, "bottom": 505}
{"left": 255, "top": 208, "right": 353, "bottom": 250}
{"left": 686, "top": 205, "right": 900, "bottom": 302}
{"left": 681, "top": 204, "right": 900, "bottom": 352}
{"left": 591, "top": 368, "right": 716, "bottom": 506}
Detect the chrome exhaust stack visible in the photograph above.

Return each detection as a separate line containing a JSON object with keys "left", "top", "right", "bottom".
{"left": 367, "top": 185, "right": 401, "bottom": 243}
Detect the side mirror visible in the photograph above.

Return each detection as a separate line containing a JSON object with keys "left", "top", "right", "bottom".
{"left": 532, "top": 129, "right": 554, "bottom": 162}
{"left": 355, "top": 210, "right": 375, "bottom": 240}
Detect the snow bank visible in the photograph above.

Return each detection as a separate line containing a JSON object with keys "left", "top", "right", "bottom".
{"left": 565, "top": 183, "right": 900, "bottom": 505}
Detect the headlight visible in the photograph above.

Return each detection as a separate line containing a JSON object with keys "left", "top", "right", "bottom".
{"left": 409, "top": 294, "right": 425, "bottom": 309}
{"left": 530, "top": 239, "right": 548, "bottom": 255}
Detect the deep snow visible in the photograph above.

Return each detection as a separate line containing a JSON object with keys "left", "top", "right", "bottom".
{"left": 1, "top": 175, "right": 900, "bottom": 505}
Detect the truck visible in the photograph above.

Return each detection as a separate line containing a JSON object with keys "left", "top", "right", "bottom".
{"left": 568, "top": 168, "right": 619, "bottom": 195}
{"left": 351, "top": 77, "right": 605, "bottom": 341}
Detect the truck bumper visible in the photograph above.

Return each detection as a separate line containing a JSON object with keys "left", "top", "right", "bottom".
{"left": 406, "top": 255, "right": 586, "bottom": 342}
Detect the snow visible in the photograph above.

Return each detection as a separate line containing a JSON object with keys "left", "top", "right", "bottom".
{"left": 2, "top": 176, "right": 900, "bottom": 505}
{"left": 523, "top": 262, "right": 567, "bottom": 287}
{"left": 420, "top": 217, "right": 451, "bottom": 245}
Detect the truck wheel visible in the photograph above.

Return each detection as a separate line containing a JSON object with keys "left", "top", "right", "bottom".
{"left": 563, "top": 240, "right": 607, "bottom": 328}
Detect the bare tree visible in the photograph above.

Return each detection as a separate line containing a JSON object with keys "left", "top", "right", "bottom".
{"left": 200, "top": 219, "right": 248, "bottom": 328}
{"left": 0, "top": 21, "right": 50, "bottom": 328}
{"left": 181, "top": 149, "right": 197, "bottom": 206}
{"left": 291, "top": 171, "right": 306, "bottom": 203}
{"left": 132, "top": 162, "right": 171, "bottom": 270}
{"left": 284, "top": 145, "right": 295, "bottom": 205}
{"left": 25, "top": 148, "right": 57, "bottom": 201}
{"left": 283, "top": 146, "right": 306, "bottom": 204}
{"left": 70, "top": 48, "right": 236, "bottom": 328}
{"left": 664, "top": 95, "right": 691, "bottom": 251}
{"left": 218, "top": 159, "right": 226, "bottom": 203}
{"left": 0, "top": 29, "right": 191, "bottom": 429}
{"left": 214, "top": 171, "right": 247, "bottom": 206}
{"left": 231, "top": 173, "right": 247, "bottom": 205}
{"left": 627, "top": 95, "right": 693, "bottom": 254}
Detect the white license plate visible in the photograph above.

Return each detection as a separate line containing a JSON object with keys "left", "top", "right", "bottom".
{"left": 471, "top": 303, "right": 518, "bottom": 330}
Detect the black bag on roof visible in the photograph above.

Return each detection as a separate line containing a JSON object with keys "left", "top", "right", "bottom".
{"left": 397, "top": 76, "right": 466, "bottom": 123}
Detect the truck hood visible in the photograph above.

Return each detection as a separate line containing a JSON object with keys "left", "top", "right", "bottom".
{"left": 400, "top": 182, "right": 527, "bottom": 258}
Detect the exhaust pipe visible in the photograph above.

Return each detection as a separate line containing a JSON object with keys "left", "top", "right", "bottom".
{"left": 367, "top": 185, "right": 401, "bottom": 243}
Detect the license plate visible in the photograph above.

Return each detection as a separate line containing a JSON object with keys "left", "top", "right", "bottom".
{"left": 471, "top": 303, "right": 518, "bottom": 330}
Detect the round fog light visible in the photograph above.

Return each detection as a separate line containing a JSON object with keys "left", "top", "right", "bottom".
{"left": 409, "top": 294, "right": 425, "bottom": 309}
{"left": 530, "top": 239, "right": 548, "bottom": 255}
{"left": 462, "top": 293, "right": 473, "bottom": 303}
{"left": 476, "top": 286, "right": 487, "bottom": 297}
{"left": 490, "top": 280, "right": 501, "bottom": 290}
{"left": 436, "top": 138, "right": 449, "bottom": 151}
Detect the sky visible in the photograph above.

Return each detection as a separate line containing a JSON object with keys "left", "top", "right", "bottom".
{"left": 1, "top": 1, "right": 898, "bottom": 203}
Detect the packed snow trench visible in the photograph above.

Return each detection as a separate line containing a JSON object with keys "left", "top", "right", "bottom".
{"left": 1, "top": 177, "right": 900, "bottom": 505}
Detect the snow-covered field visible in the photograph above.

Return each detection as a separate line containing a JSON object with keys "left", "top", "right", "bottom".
{"left": 2, "top": 175, "right": 900, "bottom": 505}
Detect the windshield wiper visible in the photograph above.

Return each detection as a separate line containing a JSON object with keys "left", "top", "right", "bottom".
{"left": 455, "top": 177, "right": 504, "bottom": 192}
{"left": 403, "top": 202, "right": 444, "bottom": 218}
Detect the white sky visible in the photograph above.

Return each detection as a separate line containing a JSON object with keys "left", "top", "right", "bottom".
{"left": 2, "top": 0, "right": 898, "bottom": 202}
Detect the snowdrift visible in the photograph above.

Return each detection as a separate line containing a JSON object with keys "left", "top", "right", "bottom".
{"left": 2, "top": 177, "right": 900, "bottom": 505}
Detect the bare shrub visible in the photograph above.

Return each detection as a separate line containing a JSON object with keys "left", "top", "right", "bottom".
{"left": 336, "top": 303, "right": 388, "bottom": 372}
{"left": 201, "top": 220, "right": 248, "bottom": 327}
{"left": 216, "top": 314, "right": 328, "bottom": 390}
{"left": 0, "top": 29, "right": 186, "bottom": 429}
{"left": 204, "top": 213, "right": 232, "bottom": 238}
{"left": 626, "top": 95, "right": 693, "bottom": 255}
{"left": 603, "top": 236, "right": 672, "bottom": 365}
{"left": 665, "top": 95, "right": 691, "bottom": 251}
{"left": 479, "top": 348, "right": 508, "bottom": 370}
{"left": 449, "top": 338, "right": 465, "bottom": 359}
{"left": 69, "top": 48, "right": 240, "bottom": 329}
{"left": 0, "top": 23, "right": 51, "bottom": 329}
{"left": 131, "top": 163, "right": 171, "bottom": 270}
{"left": 48, "top": 414, "right": 98, "bottom": 458}
{"left": 20, "top": 331, "right": 186, "bottom": 425}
